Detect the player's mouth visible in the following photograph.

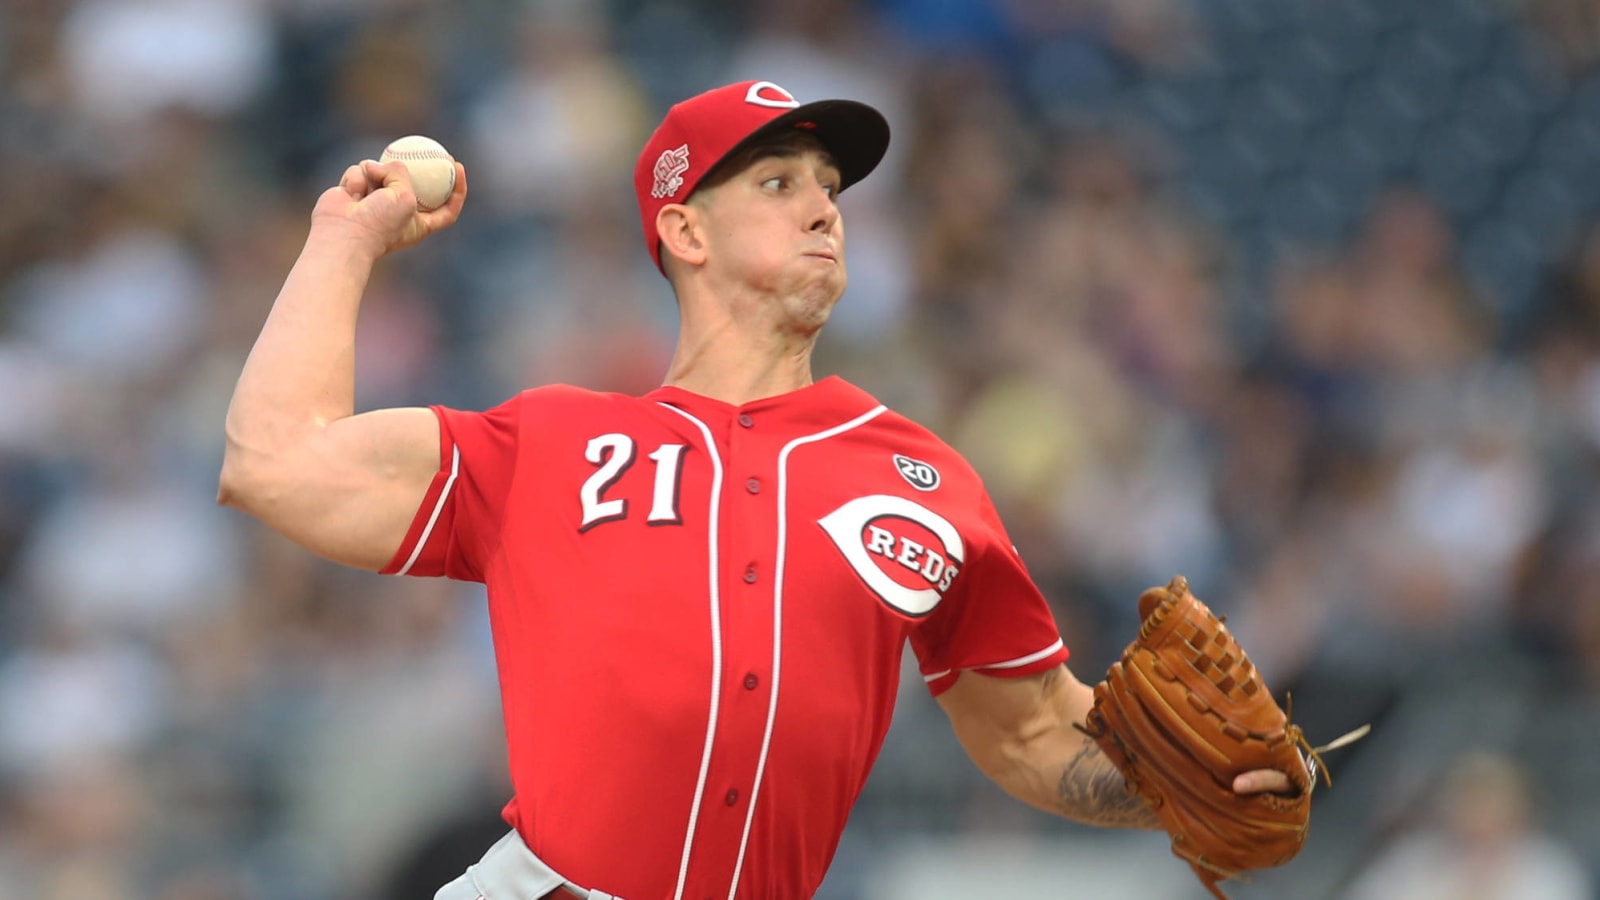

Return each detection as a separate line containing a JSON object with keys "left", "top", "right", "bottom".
{"left": 804, "top": 249, "right": 838, "bottom": 263}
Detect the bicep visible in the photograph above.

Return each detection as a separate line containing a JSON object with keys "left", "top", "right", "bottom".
{"left": 222, "top": 406, "right": 441, "bottom": 571}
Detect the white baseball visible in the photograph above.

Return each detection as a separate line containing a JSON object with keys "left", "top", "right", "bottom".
{"left": 380, "top": 135, "right": 457, "bottom": 211}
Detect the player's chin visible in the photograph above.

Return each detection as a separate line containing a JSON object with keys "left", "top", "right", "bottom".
{"left": 802, "top": 257, "right": 847, "bottom": 297}
{"left": 785, "top": 275, "right": 846, "bottom": 330}
{"left": 811, "top": 273, "right": 848, "bottom": 316}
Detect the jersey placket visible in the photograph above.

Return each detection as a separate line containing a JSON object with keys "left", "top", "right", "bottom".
{"left": 680, "top": 410, "right": 779, "bottom": 899}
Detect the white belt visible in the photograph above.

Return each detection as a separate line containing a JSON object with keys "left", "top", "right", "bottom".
{"left": 434, "top": 829, "right": 624, "bottom": 900}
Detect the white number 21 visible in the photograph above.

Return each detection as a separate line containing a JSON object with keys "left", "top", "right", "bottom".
{"left": 579, "top": 434, "right": 687, "bottom": 531}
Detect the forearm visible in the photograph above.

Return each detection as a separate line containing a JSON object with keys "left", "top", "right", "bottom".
{"left": 1050, "top": 732, "right": 1159, "bottom": 829}
{"left": 222, "top": 225, "right": 379, "bottom": 481}
{"left": 997, "top": 684, "right": 1158, "bottom": 829}
{"left": 947, "top": 667, "right": 1158, "bottom": 830}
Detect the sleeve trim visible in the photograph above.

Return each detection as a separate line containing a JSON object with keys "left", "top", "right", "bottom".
{"left": 395, "top": 444, "right": 460, "bottom": 576}
{"left": 922, "top": 638, "right": 1067, "bottom": 682}
{"left": 973, "top": 638, "right": 1065, "bottom": 671}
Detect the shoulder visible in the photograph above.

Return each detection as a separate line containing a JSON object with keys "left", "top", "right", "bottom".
{"left": 500, "top": 384, "right": 655, "bottom": 417}
{"left": 515, "top": 383, "right": 614, "bottom": 406}
{"left": 867, "top": 405, "right": 986, "bottom": 490}
{"left": 447, "top": 385, "right": 650, "bottom": 444}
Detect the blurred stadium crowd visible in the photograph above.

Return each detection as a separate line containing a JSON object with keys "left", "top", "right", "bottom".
{"left": 4, "top": 0, "right": 1600, "bottom": 898}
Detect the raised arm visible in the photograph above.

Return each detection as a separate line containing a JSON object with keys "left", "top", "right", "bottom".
{"left": 218, "top": 157, "right": 468, "bottom": 570}
{"left": 936, "top": 665, "right": 1294, "bottom": 828}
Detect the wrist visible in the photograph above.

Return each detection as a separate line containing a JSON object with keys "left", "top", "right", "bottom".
{"left": 307, "top": 218, "right": 388, "bottom": 265}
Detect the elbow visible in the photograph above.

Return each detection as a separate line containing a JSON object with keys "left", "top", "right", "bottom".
{"left": 217, "top": 429, "right": 287, "bottom": 514}
{"left": 217, "top": 450, "right": 266, "bottom": 512}
{"left": 219, "top": 410, "right": 333, "bottom": 518}
{"left": 216, "top": 454, "right": 249, "bottom": 509}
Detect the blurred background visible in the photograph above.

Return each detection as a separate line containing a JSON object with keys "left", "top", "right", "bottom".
{"left": 3, "top": 0, "right": 1600, "bottom": 897}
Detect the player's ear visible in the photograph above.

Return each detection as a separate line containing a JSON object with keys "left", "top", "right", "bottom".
{"left": 657, "top": 203, "right": 708, "bottom": 270}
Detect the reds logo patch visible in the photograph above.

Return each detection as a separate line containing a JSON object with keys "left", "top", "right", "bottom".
{"left": 651, "top": 143, "right": 691, "bottom": 199}
{"left": 818, "top": 495, "right": 964, "bottom": 617}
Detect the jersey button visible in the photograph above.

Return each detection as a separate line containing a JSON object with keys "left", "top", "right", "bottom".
{"left": 738, "top": 413, "right": 754, "bottom": 428}
{"left": 743, "top": 564, "right": 757, "bottom": 584}
{"left": 745, "top": 477, "right": 761, "bottom": 494}
{"left": 725, "top": 788, "right": 739, "bottom": 805}
{"left": 744, "top": 673, "right": 759, "bottom": 690}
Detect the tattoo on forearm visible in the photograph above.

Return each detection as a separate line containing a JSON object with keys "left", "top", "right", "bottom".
{"left": 1057, "top": 740, "right": 1159, "bottom": 829}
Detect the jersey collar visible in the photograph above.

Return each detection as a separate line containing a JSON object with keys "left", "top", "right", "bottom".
{"left": 648, "top": 376, "right": 881, "bottom": 430}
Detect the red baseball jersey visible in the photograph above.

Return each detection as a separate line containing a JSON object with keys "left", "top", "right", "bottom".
{"left": 384, "top": 376, "right": 1068, "bottom": 900}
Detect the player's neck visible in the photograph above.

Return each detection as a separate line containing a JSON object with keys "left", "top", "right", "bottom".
{"left": 662, "top": 315, "right": 819, "bottom": 406}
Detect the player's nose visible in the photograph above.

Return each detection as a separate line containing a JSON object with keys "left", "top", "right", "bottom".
{"left": 803, "top": 182, "right": 839, "bottom": 235}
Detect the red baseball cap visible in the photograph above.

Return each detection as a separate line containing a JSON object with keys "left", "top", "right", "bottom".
{"left": 634, "top": 80, "right": 891, "bottom": 272}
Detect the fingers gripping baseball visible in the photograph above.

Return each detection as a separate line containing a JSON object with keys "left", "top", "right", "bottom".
{"left": 312, "top": 158, "right": 468, "bottom": 259}
{"left": 339, "top": 163, "right": 372, "bottom": 198}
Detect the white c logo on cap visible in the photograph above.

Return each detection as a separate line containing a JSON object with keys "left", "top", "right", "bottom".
{"left": 745, "top": 81, "right": 801, "bottom": 109}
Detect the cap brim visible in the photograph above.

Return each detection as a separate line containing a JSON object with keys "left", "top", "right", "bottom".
{"left": 712, "top": 99, "right": 891, "bottom": 195}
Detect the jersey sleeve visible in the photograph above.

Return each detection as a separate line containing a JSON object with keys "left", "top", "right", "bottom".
{"left": 380, "top": 396, "right": 521, "bottom": 582}
{"left": 909, "top": 491, "right": 1069, "bottom": 696}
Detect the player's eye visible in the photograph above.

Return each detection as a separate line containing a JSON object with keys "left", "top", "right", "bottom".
{"left": 761, "top": 176, "right": 785, "bottom": 191}
{"left": 823, "top": 183, "right": 839, "bottom": 199}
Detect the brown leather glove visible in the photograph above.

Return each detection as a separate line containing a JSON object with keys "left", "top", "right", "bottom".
{"left": 1083, "top": 576, "right": 1332, "bottom": 899}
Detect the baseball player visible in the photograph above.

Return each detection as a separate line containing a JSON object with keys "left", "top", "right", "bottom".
{"left": 219, "top": 80, "right": 1295, "bottom": 899}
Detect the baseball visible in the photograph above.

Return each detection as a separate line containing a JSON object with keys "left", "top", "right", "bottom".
{"left": 380, "top": 135, "right": 457, "bottom": 211}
